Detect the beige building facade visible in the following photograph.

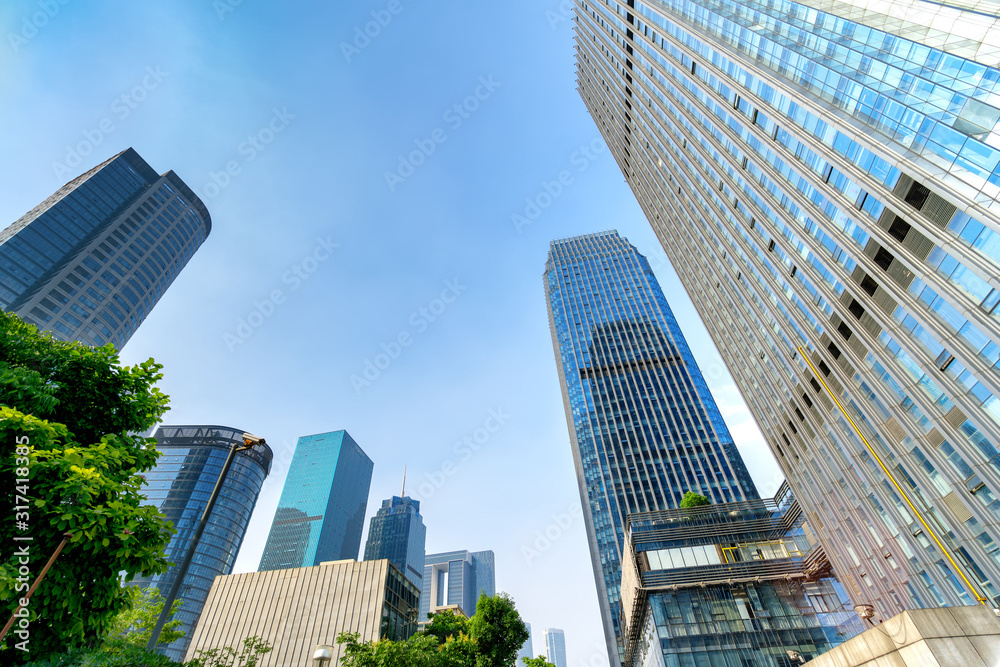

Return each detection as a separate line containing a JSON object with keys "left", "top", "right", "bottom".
{"left": 184, "top": 559, "right": 419, "bottom": 667}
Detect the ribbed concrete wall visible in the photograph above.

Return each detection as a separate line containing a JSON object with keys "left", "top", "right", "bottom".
{"left": 184, "top": 559, "right": 389, "bottom": 667}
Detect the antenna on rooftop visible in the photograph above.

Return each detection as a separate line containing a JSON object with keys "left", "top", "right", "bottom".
{"left": 401, "top": 466, "right": 406, "bottom": 498}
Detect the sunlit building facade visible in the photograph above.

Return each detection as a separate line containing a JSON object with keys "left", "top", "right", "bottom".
{"left": 259, "top": 430, "right": 373, "bottom": 570}
{"left": 575, "top": 0, "right": 1000, "bottom": 632}
{"left": 134, "top": 425, "right": 272, "bottom": 661}
{"left": 0, "top": 148, "right": 210, "bottom": 348}
{"left": 544, "top": 629, "right": 568, "bottom": 667}
{"left": 545, "top": 231, "right": 760, "bottom": 662}
{"left": 419, "top": 550, "right": 495, "bottom": 623}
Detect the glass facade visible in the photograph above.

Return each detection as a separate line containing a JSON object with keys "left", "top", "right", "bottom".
{"left": 575, "top": 0, "right": 1000, "bottom": 628}
{"left": 621, "top": 486, "right": 864, "bottom": 666}
{"left": 419, "top": 550, "right": 496, "bottom": 623}
{"left": 544, "top": 629, "right": 568, "bottom": 667}
{"left": 545, "top": 230, "right": 759, "bottom": 663}
{"left": 518, "top": 622, "right": 534, "bottom": 664}
{"left": 363, "top": 495, "right": 427, "bottom": 588}
{"left": 133, "top": 425, "right": 272, "bottom": 661}
{"left": 259, "top": 430, "right": 373, "bottom": 570}
{"left": 0, "top": 148, "right": 210, "bottom": 348}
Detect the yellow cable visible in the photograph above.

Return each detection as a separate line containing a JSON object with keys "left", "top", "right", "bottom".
{"left": 796, "top": 347, "right": 986, "bottom": 605}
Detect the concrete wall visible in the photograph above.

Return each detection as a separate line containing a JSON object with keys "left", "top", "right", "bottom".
{"left": 804, "top": 605, "right": 1000, "bottom": 666}
{"left": 184, "top": 559, "right": 390, "bottom": 667}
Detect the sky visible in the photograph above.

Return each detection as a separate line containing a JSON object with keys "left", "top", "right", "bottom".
{"left": 0, "top": 1, "right": 783, "bottom": 663}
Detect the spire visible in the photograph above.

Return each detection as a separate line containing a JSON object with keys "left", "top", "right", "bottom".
{"left": 401, "top": 466, "right": 406, "bottom": 498}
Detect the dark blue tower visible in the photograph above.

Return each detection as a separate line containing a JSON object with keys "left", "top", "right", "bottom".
{"left": 363, "top": 487, "right": 426, "bottom": 589}
{"left": 545, "top": 230, "right": 759, "bottom": 663}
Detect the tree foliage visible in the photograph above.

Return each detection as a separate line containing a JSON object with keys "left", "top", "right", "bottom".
{"left": 338, "top": 593, "right": 529, "bottom": 667}
{"left": 186, "top": 636, "right": 273, "bottom": 667}
{"left": 0, "top": 311, "right": 174, "bottom": 661}
{"left": 680, "top": 491, "right": 710, "bottom": 508}
{"left": 522, "top": 657, "right": 555, "bottom": 667}
{"left": 104, "top": 587, "right": 184, "bottom": 648}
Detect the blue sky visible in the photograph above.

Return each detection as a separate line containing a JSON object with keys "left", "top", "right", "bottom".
{"left": 0, "top": 1, "right": 782, "bottom": 663}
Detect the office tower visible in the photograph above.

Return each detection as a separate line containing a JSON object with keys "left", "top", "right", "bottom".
{"left": 575, "top": 0, "right": 1000, "bottom": 622}
{"left": 259, "top": 430, "right": 373, "bottom": 570}
{"left": 419, "top": 550, "right": 495, "bottom": 623}
{"left": 363, "top": 488, "right": 427, "bottom": 588}
{"left": 186, "top": 559, "right": 419, "bottom": 665}
{"left": 518, "top": 622, "right": 534, "bottom": 664}
{"left": 543, "top": 629, "right": 567, "bottom": 667}
{"left": 133, "top": 425, "right": 272, "bottom": 661}
{"left": 620, "top": 484, "right": 865, "bottom": 666}
{"left": 544, "top": 231, "right": 759, "bottom": 661}
{"left": 0, "top": 148, "right": 210, "bottom": 348}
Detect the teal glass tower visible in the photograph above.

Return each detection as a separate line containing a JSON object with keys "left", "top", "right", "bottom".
{"left": 258, "top": 430, "right": 373, "bottom": 570}
{"left": 0, "top": 148, "right": 210, "bottom": 348}
{"left": 545, "top": 230, "right": 759, "bottom": 663}
{"left": 363, "top": 492, "right": 426, "bottom": 588}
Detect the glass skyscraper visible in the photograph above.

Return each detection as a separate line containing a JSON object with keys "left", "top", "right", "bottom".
{"left": 545, "top": 230, "right": 759, "bottom": 661}
{"left": 518, "top": 622, "right": 534, "bottom": 664}
{"left": 544, "top": 629, "right": 567, "bottom": 667}
{"left": 363, "top": 494, "right": 426, "bottom": 588}
{"left": 133, "top": 425, "right": 272, "bottom": 661}
{"left": 575, "top": 0, "right": 1000, "bottom": 624}
{"left": 419, "top": 550, "right": 495, "bottom": 623}
{"left": 0, "top": 148, "right": 210, "bottom": 348}
{"left": 259, "top": 430, "right": 373, "bottom": 570}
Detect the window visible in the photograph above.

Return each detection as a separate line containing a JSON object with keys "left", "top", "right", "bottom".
{"left": 849, "top": 299, "right": 865, "bottom": 319}
{"left": 838, "top": 322, "right": 853, "bottom": 340}
{"left": 818, "top": 361, "right": 831, "bottom": 376}
{"left": 827, "top": 342, "right": 842, "bottom": 359}
{"left": 905, "top": 182, "right": 930, "bottom": 210}
{"left": 809, "top": 378, "right": 822, "bottom": 392}
{"left": 889, "top": 216, "right": 911, "bottom": 243}
{"left": 874, "top": 247, "right": 895, "bottom": 271}
{"left": 861, "top": 275, "right": 878, "bottom": 296}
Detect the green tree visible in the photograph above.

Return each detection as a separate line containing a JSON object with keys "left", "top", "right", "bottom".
{"left": 423, "top": 608, "right": 470, "bottom": 644}
{"left": 522, "top": 657, "right": 555, "bottom": 667}
{"left": 0, "top": 311, "right": 175, "bottom": 661}
{"left": 186, "top": 636, "right": 273, "bottom": 667}
{"left": 104, "top": 586, "right": 184, "bottom": 648}
{"left": 680, "top": 491, "right": 710, "bottom": 508}
{"left": 467, "top": 593, "right": 529, "bottom": 667}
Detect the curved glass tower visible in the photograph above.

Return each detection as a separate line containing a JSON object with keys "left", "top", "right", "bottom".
{"left": 0, "top": 148, "right": 210, "bottom": 348}
{"left": 545, "top": 230, "right": 759, "bottom": 663}
{"left": 134, "top": 425, "right": 272, "bottom": 661}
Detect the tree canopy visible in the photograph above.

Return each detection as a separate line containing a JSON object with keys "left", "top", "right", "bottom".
{"left": 0, "top": 311, "right": 175, "bottom": 660}
{"left": 680, "top": 491, "right": 711, "bottom": 508}
{"left": 338, "top": 592, "right": 530, "bottom": 667}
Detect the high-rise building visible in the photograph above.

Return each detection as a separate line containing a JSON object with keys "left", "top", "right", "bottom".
{"left": 363, "top": 488, "right": 427, "bottom": 588}
{"left": 575, "top": 0, "right": 1000, "bottom": 621}
{"left": 620, "top": 483, "right": 865, "bottom": 666}
{"left": 544, "top": 231, "right": 759, "bottom": 661}
{"left": 518, "top": 622, "right": 534, "bottom": 664}
{"left": 186, "top": 559, "right": 419, "bottom": 666}
{"left": 0, "top": 148, "right": 210, "bottom": 348}
{"left": 133, "top": 425, "right": 272, "bottom": 661}
{"left": 543, "top": 629, "right": 567, "bottom": 667}
{"left": 259, "top": 430, "right": 373, "bottom": 570}
{"left": 419, "top": 550, "right": 495, "bottom": 623}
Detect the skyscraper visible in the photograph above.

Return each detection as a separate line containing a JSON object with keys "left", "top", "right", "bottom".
{"left": 543, "top": 629, "right": 567, "bottom": 667}
{"left": 363, "top": 485, "right": 427, "bottom": 588}
{"left": 419, "top": 550, "right": 495, "bottom": 623}
{"left": 259, "top": 430, "right": 373, "bottom": 570}
{"left": 517, "top": 622, "right": 534, "bottom": 664}
{"left": 0, "top": 148, "right": 210, "bottom": 348}
{"left": 133, "top": 425, "right": 272, "bottom": 661}
{"left": 575, "top": 0, "right": 1000, "bottom": 620}
{"left": 544, "top": 231, "right": 759, "bottom": 660}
